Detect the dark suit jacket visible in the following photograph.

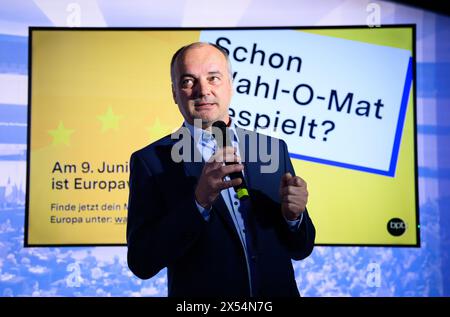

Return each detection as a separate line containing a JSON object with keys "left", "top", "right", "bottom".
{"left": 127, "top": 126, "right": 315, "bottom": 297}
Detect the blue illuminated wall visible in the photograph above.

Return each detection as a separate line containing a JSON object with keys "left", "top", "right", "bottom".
{"left": 0, "top": 0, "right": 449, "bottom": 296}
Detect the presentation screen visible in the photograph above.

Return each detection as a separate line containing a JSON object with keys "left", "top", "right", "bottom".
{"left": 26, "top": 26, "right": 418, "bottom": 246}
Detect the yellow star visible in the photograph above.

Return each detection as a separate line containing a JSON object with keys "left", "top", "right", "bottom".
{"left": 145, "top": 118, "right": 172, "bottom": 141}
{"left": 48, "top": 122, "right": 74, "bottom": 146}
{"left": 98, "top": 107, "right": 121, "bottom": 132}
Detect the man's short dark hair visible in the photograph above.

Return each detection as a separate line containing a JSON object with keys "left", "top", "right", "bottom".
{"left": 170, "top": 42, "right": 232, "bottom": 83}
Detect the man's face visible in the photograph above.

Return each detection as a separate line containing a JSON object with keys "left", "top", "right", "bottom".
{"left": 172, "top": 45, "right": 233, "bottom": 129}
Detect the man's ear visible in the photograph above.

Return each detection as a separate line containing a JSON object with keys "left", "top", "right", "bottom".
{"left": 229, "top": 78, "right": 234, "bottom": 98}
{"left": 171, "top": 83, "right": 177, "bottom": 104}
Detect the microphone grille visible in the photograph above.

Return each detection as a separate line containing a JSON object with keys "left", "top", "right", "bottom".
{"left": 212, "top": 120, "right": 227, "bottom": 130}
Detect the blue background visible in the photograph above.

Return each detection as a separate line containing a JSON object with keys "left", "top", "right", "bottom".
{"left": 0, "top": 0, "right": 449, "bottom": 297}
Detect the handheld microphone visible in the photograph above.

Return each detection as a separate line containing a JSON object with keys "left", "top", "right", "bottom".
{"left": 212, "top": 120, "right": 250, "bottom": 200}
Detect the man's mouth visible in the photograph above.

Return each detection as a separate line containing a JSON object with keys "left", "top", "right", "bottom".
{"left": 195, "top": 103, "right": 215, "bottom": 108}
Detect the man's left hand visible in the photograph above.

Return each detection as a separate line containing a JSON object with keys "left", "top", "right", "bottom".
{"left": 279, "top": 173, "right": 308, "bottom": 221}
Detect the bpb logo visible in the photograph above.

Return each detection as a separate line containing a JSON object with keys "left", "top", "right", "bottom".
{"left": 387, "top": 218, "right": 407, "bottom": 236}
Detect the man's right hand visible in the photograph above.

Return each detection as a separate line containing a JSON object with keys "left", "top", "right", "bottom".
{"left": 195, "top": 146, "right": 243, "bottom": 209}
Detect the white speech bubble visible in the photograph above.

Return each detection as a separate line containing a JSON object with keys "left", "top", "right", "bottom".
{"left": 201, "top": 29, "right": 412, "bottom": 176}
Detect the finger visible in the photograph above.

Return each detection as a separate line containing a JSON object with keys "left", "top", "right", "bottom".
{"left": 282, "top": 186, "right": 307, "bottom": 198}
{"left": 291, "top": 176, "right": 306, "bottom": 188}
{"left": 208, "top": 149, "right": 223, "bottom": 163}
{"left": 287, "top": 175, "right": 296, "bottom": 186}
{"left": 219, "top": 163, "right": 244, "bottom": 178}
{"left": 287, "top": 175, "right": 299, "bottom": 186}
{"left": 279, "top": 173, "right": 291, "bottom": 197}
{"left": 209, "top": 147, "right": 238, "bottom": 163}
{"left": 281, "top": 185, "right": 297, "bottom": 197}
{"left": 223, "top": 154, "right": 241, "bottom": 164}
{"left": 219, "top": 177, "right": 243, "bottom": 190}
{"left": 281, "top": 193, "right": 296, "bottom": 203}
{"left": 280, "top": 173, "right": 292, "bottom": 188}
{"left": 283, "top": 194, "right": 307, "bottom": 205}
{"left": 223, "top": 146, "right": 236, "bottom": 155}
{"left": 206, "top": 155, "right": 225, "bottom": 169}
{"left": 282, "top": 202, "right": 304, "bottom": 214}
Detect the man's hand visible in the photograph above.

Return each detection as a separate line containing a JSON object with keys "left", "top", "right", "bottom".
{"left": 279, "top": 173, "right": 308, "bottom": 221}
{"left": 195, "top": 146, "right": 243, "bottom": 209}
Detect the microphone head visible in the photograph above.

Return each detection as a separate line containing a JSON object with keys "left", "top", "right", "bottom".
{"left": 212, "top": 120, "right": 227, "bottom": 131}
{"left": 212, "top": 120, "right": 229, "bottom": 148}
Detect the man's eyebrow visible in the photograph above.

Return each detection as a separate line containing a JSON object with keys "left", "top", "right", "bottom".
{"left": 179, "top": 73, "right": 196, "bottom": 78}
{"left": 179, "top": 71, "right": 223, "bottom": 79}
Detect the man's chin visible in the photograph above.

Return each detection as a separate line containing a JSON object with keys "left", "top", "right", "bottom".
{"left": 193, "top": 115, "right": 217, "bottom": 127}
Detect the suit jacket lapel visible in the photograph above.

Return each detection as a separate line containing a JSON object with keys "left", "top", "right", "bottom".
{"left": 236, "top": 127, "right": 258, "bottom": 190}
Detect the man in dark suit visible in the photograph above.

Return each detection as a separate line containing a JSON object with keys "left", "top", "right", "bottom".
{"left": 127, "top": 42, "right": 315, "bottom": 297}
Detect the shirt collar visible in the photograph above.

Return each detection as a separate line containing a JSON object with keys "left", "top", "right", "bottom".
{"left": 184, "top": 119, "right": 240, "bottom": 147}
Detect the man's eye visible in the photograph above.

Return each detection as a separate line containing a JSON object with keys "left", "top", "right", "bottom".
{"left": 209, "top": 76, "right": 221, "bottom": 83}
{"left": 181, "top": 79, "right": 194, "bottom": 88}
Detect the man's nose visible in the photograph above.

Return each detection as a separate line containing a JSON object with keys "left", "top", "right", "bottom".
{"left": 195, "top": 78, "right": 211, "bottom": 97}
